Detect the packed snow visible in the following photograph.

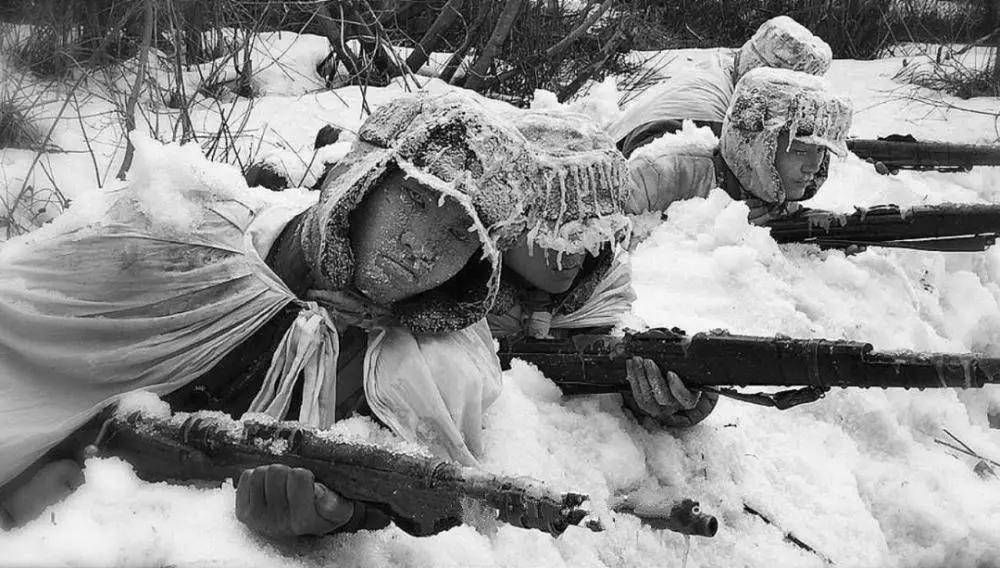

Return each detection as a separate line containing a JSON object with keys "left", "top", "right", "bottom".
{"left": 2, "top": 31, "right": 1000, "bottom": 568}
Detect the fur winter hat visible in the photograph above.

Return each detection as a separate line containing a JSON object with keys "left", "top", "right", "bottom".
{"left": 720, "top": 67, "right": 852, "bottom": 204}
{"left": 504, "top": 107, "right": 629, "bottom": 256}
{"left": 736, "top": 16, "right": 833, "bottom": 80}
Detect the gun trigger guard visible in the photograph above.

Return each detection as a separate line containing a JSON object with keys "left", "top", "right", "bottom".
{"left": 703, "top": 386, "right": 829, "bottom": 410}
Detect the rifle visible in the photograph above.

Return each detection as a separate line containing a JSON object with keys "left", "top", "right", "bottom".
{"left": 497, "top": 328, "right": 1000, "bottom": 410}
{"left": 765, "top": 203, "right": 1000, "bottom": 252}
{"left": 847, "top": 134, "right": 1000, "bottom": 173}
{"left": 93, "top": 408, "right": 718, "bottom": 537}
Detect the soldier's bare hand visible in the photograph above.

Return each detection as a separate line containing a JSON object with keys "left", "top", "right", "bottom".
{"left": 1, "top": 459, "right": 84, "bottom": 529}
{"left": 843, "top": 244, "right": 868, "bottom": 256}
{"left": 624, "top": 357, "right": 719, "bottom": 428}
{"left": 236, "top": 465, "right": 355, "bottom": 538}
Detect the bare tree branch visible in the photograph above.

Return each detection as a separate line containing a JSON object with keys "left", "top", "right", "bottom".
{"left": 405, "top": 0, "right": 465, "bottom": 74}
{"left": 116, "top": 0, "right": 154, "bottom": 180}
{"left": 464, "top": 0, "right": 524, "bottom": 92}
{"left": 545, "top": 0, "right": 613, "bottom": 60}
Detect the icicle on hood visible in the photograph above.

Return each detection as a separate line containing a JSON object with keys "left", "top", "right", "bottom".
{"left": 735, "top": 15, "right": 833, "bottom": 80}
{"left": 299, "top": 90, "right": 540, "bottom": 334}
{"left": 493, "top": 107, "right": 629, "bottom": 317}
{"left": 505, "top": 107, "right": 630, "bottom": 256}
{"left": 720, "top": 67, "right": 852, "bottom": 204}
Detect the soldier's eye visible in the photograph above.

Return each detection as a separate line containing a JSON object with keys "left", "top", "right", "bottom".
{"left": 448, "top": 226, "right": 471, "bottom": 242}
{"left": 403, "top": 186, "right": 427, "bottom": 209}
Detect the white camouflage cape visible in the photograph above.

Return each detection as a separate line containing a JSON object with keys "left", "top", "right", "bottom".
{"left": 0, "top": 143, "right": 499, "bottom": 489}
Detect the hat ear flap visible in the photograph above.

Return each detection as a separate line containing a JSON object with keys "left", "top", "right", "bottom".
{"left": 747, "top": 129, "right": 784, "bottom": 203}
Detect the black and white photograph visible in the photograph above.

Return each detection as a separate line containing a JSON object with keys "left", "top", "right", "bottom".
{"left": 1, "top": 1, "right": 999, "bottom": 566}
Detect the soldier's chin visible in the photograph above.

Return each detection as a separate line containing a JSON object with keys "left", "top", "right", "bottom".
{"left": 784, "top": 182, "right": 808, "bottom": 201}
{"left": 536, "top": 270, "right": 578, "bottom": 294}
{"left": 355, "top": 268, "right": 408, "bottom": 304}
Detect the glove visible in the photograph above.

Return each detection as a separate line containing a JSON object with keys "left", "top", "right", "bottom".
{"left": 236, "top": 464, "right": 389, "bottom": 538}
{"left": 623, "top": 356, "right": 718, "bottom": 428}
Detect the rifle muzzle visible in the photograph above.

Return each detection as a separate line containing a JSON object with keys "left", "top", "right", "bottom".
{"left": 614, "top": 498, "right": 719, "bottom": 537}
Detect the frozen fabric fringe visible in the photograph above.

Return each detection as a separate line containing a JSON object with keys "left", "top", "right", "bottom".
{"left": 507, "top": 107, "right": 631, "bottom": 255}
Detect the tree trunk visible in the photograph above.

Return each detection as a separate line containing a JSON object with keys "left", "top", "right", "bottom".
{"left": 343, "top": 0, "right": 402, "bottom": 84}
{"left": 556, "top": 19, "right": 626, "bottom": 102}
{"left": 117, "top": 0, "right": 154, "bottom": 181}
{"left": 315, "top": 2, "right": 366, "bottom": 80}
{"left": 181, "top": 0, "right": 207, "bottom": 65}
{"left": 405, "top": 0, "right": 465, "bottom": 74}
{"left": 441, "top": 2, "right": 492, "bottom": 84}
{"left": 545, "top": 0, "right": 613, "bottom": 60}
{"left": 990, "top": 1, "right": 1000, "bottom": 95}
{"left": 463, "top": 0, "right": 524, "bottom": 92}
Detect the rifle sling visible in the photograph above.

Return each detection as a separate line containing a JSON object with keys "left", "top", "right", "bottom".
{"left": 814, "top": 235, "right": 996, "bottom": 252}
{"left": 702, "top": 386, "right": 828, "bottom": 410}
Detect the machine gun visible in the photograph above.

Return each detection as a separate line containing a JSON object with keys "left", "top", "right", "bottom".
{"left": 497, "top": 328, "right": 1000, "bottom": 410}
{"left": 93, "top": 408, "right": 719, "bottom": 538}
{"left": 765, "top": 203, "right": 1000, "bottom": 252}
{"left": 847, "top": 134, "right": 1000, "bottom": 174}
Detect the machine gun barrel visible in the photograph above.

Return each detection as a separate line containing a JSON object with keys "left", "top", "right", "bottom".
{"left": 847, "top": 137, "right": 1000, "bottom": 172}
{"left": 765, "top": 203, "right": 1000, "bottom": 251}
{"left": 497, "top": 329, "right": 1000, "bottom": 396}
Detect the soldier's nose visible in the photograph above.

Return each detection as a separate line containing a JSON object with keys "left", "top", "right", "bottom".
{"left": 400, "top": 231, "right": 435, "bottom": 261}
{"left": 802, "top": 153, "right": 823, "bottom": 174}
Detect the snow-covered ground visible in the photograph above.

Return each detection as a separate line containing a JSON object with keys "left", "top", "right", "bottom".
{"left": 2, "top": 33, "right": 1000, "bottom": 568}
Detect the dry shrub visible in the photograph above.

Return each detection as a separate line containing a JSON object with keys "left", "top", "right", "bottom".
{"left": 448, "top": 1, "right": 641, "bottom": 104}
{"left": 0, "top": 97, "right": 43, "bottom": 149}
{"left": 12, "top": 26, "right": 79, "bottom": 78}
{"left": 627, "top": 0, "right": 990, "bottom": 60}
{"left": 0, "top": 184, "right": 68, "bottom": 240}
{"left": 896, "top": 46, "right": 1000, "bottom": 99}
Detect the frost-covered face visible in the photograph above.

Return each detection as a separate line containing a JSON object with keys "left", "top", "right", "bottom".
{"left": 350, "top": 171, "right": 479, "bottom": 304}
{"left": 773, "top": 131, "right": 826, "bottom": 201}
{"left": 503, "top": 233, "right": 587, "bottom": 294}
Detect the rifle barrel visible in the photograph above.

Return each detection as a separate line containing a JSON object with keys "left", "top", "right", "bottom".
{"left": 498, "top": 330, "right": 1000, "bottom": 395}
{"left": 766, "top": 203, "right": 1000, "bottom": 251}
{"left": 847, "top": 139, "right": 1000, "bottom": 169}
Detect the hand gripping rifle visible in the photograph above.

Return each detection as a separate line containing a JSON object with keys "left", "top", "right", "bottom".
{"left": 765, "top": 203, "right": 1000, "bottom": 252}
{"left": 847, "top": 134, "right": 1000, "bottom": 174}
{"left": 497, "top": 328, "right": 1000, "bottom": 410}
{"left": 92, "top": 408, "right": 718, "bottom": 538}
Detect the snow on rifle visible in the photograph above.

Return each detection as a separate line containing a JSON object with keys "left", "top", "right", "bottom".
{"left": 94, "top": 407, "right": 720, "bottom": 539}
{"left": 497, "top": 328, "right": 1000, "bottom": 410}
{"left": 92, "top": 408, "right": 603, "bottom": 538}
{"left": 765, "top": 203, "right": 1000, "bottom": 251}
